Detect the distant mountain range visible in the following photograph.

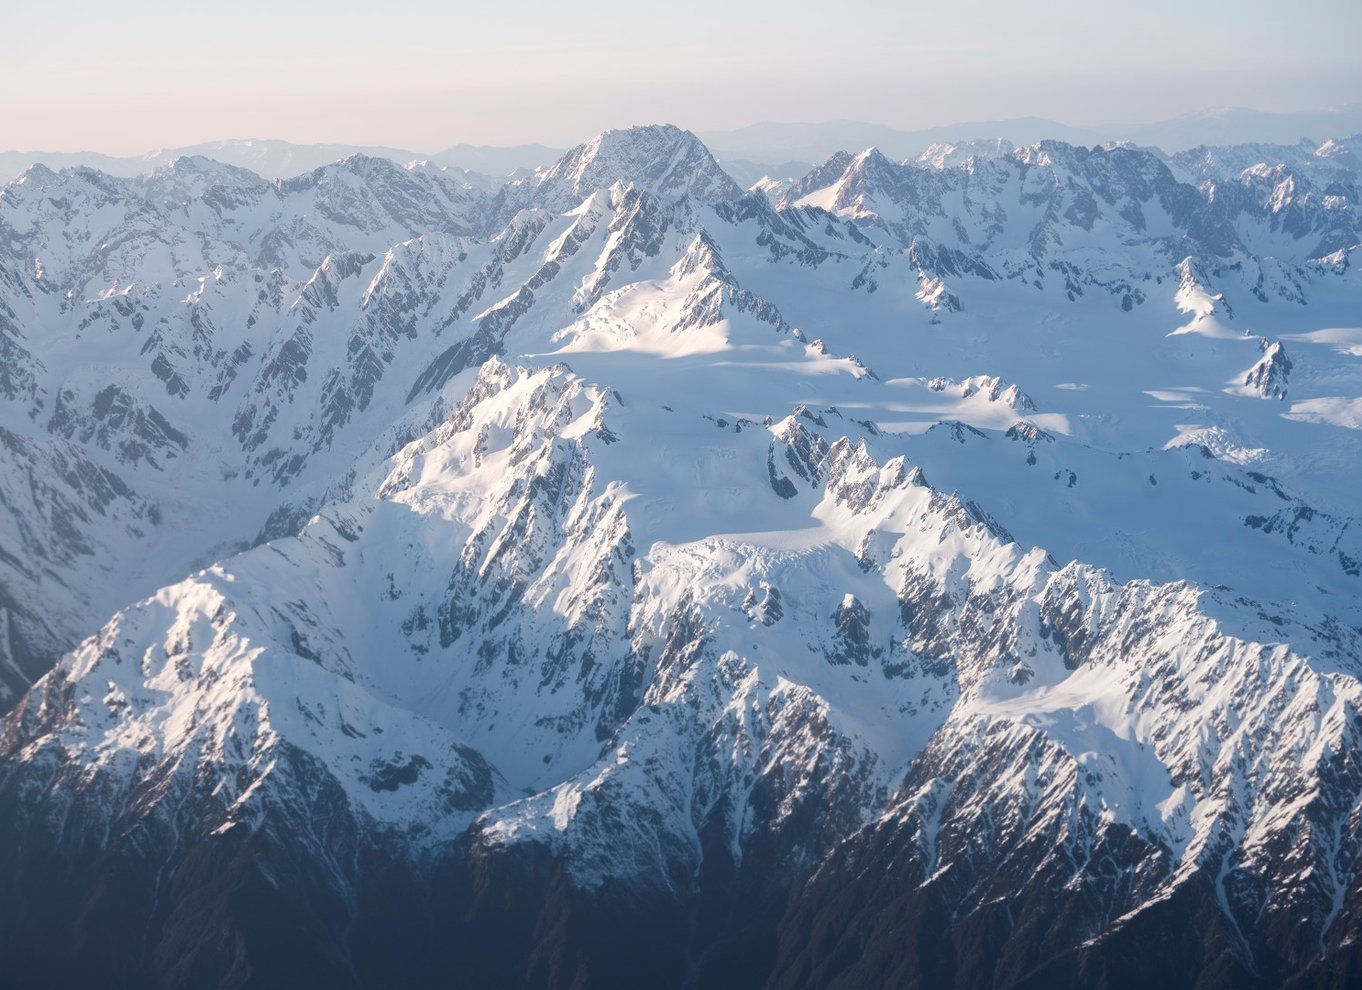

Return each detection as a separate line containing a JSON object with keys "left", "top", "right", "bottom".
{"left": 5, "top": 105, "right": 1361, "bottom": 187}
{"left": 701, "top": 104, "right": 1362, "bottom": 164}
{"left": 0, "top": 138, "right": 566, "bottom": 185}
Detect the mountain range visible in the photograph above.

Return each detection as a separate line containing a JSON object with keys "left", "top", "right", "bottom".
{"left": 702, "top": 104, "right": 1362, "bottom": 164}
{"left": 0, "top": 120, "right": 1360, "bottom": 988}
{"left": 0, "top": 139, "right": 564, "bottom": 187}
{"left": 7, "top": 104, "right": 1362, "bottom": 189}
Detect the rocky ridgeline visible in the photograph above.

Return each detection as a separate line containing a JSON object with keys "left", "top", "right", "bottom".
{"left": 0, "top": 125, "right": 1359, "bottom": 987}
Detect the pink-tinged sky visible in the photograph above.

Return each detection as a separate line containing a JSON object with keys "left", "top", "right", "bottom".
{"left": 4, "top": 0, "right": 1359, "bottom": 154}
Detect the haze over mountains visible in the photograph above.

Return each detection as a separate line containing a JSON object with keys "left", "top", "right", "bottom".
{"left": 0, "top": 113, "right": 1361, "bottom": 989}
{"left": 705, "top": 104, "right": 1362, "bottom": 163}
{"left": 6, "top": 104, "right": 1361, "bottom": 188}
{"left": 0, "top": 139, "right": 566, "bottom": 186}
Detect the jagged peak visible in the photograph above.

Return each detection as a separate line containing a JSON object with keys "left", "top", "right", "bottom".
{"left": 673, "top": 230, "right": 730, "bottom": 281}
{"left": 914, "top": 139, "right": 1016, "bottom": 169}
{"left": 822, "top": 147, "right": 903, "bottom": 194}
{"left": 143, "top": 155, "right": 270, "bottom": 200}
{"left": 928, "top": 375, "right": 1036, "bottom": 411}
{"left": 154, "top": 153, "right": 253, "bottom": 176}
{"left": 1, "top": 162, "right": 130, "bottom": 201}
{"left": 7, "top": 162, "right": 59, "bottom": 188}
{"left": 848, "top": 146, "right": 897, "bottom": 171}
{"left": 1012, "top": 138, "right": 1165, "bottom": 174}
{"left": 1176, "top": 255, "right": 1215, "bottom": 288}
{"left": 333, "top": 152, "right": 408, "bottom": 177}
{"left": 1313, "top": 137, "right": 1362, "bottom": 168}
{"left": 1012, "top": 141, "right": 1066, "bottom": 168}
{"left": 537, "top": 124, "right": 743, "bottom": 203}
{"left": 814, "top": 149, "right": 858, "bottom": 174}
{"left": 273, "top": 152, "right": 412, "bottom": 195}
{"left": 1243, "top": 339, "right": 1293, "bottom": 399}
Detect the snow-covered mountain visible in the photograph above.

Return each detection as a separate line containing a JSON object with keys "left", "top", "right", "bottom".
{"left": 1129, "top": 104, "right": 1362, "bottom": 153}
{"left": 702, "top": 117, "right": 1106, "bottom": 165}
{"left": 1, "top": 122, "right": 1361, "bottom": 989}
{"left": 1167, "top": 134, "right": 1362, "bottom": 186}
{"left": 700, "top": 105, "right": 1362, "bottom": 164}
{"left": 0, "top": 139, "right": 566, "bottom": 187}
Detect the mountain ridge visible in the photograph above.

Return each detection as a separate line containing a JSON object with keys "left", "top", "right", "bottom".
{"left": 0, "top": 122, "right": 1360, "bottom": 988}
{"left": 8, "top": 104, "right": 1362, "bottom": 186}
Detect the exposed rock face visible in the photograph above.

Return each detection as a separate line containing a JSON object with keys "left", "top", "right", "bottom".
{"left": 1243, "top": 339, "right": 1293, "bottom": 399}
{"left": 0, "top": 125, "right": 1361, "bottom": 988}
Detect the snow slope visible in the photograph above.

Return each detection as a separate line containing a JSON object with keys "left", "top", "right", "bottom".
{"left": 1, "top": 124, "right": 1361, "bottom": 987}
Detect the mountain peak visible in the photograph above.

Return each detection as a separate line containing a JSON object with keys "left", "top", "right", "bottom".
{"left": 847, "top": 146, "right": 900, "bottom": 176}
{"left": 150, "top": 154, "right": 267, "bottom": 183}
{"left": 274, "top": 152, "right": 413, "bottom": 195}
{"left": 333, "top": 152, "right": 410, "bottom": 178}
{"left": 537, "top": 123, "right": 743, "bottom": 203}
{"left": 7, "top": 162, "right": 58, "bottom": 188}
{"left": 851, "top": 145, "right": 894, "bottom": 165}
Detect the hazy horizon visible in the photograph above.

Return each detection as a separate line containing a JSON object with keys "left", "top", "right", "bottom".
{"left": 6, "top": 104, "right": 1362, "bottom": 158}
{"left": 6, "top": 0, "right": 1359, "bottom": 155}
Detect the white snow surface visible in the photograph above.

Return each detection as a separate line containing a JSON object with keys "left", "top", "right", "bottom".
{"left": 2, "top": 124, "right": 1362, "bottom": 936}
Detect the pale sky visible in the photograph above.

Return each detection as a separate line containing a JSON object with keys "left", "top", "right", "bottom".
{"left": 4, "top": 0, "right": 1360, "bottom": 154}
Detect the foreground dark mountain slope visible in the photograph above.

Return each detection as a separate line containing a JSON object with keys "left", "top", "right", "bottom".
{"left": 0, "top": 125, "right": 1361, "bottom": 988}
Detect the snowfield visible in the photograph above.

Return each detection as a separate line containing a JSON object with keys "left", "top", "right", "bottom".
{"left": 0, "top": 123, "right": 1361, "bottom": 988}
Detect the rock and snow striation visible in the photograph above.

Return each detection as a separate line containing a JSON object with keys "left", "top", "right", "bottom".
{"left": 1, "top": 124, "right": 1362, "bottom": 988}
